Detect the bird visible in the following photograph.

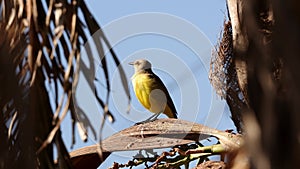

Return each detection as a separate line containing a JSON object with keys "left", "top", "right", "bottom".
{"left": 129, "top": 59, "right": 177, "bottom": 122}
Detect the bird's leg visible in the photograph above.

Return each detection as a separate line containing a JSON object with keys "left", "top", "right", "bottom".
{"left": 135, "top": 113, "right": 161, "bottom": 125}
{"left": 148, "top": 112, "right": 161, "bottom": 121}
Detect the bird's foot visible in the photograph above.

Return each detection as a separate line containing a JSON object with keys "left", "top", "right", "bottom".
{"left": 134, "top": 119, "right": 156, "bottom": 125}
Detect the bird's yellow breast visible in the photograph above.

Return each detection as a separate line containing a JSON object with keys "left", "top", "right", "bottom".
{"left": 131, "top": 73, "right": 153, "bottom": 110}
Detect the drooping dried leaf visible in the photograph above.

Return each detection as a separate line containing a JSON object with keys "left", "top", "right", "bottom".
{"left": 0, "top": 0, "right": 127, "bottom": 168}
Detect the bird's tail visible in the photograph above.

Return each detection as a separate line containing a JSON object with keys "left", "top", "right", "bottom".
{"left": 164, "top": 105, "right": 177, "bottom": 118}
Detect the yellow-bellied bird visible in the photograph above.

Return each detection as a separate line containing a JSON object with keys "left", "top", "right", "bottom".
{"left": 129, "top": 59, "right": 177, "bottom": 122}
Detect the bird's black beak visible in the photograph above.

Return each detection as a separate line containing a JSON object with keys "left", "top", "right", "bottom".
{"left": 128, "top": 61, "right": 134, "bottom": 65}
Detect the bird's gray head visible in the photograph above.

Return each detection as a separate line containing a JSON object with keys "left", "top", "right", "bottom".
{"left": 129, "top": 59, "right": 152, "bottom": 73}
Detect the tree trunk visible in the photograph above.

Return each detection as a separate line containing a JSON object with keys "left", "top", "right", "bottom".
{"left": 227, "top": 0, "right": 300, "bottom": 169}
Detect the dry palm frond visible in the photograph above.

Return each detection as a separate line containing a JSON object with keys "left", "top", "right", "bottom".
{"left": 209, "top": 21, "right": 246, "bottom": 133}
{"left": 0, "top": 0, "right": 129, "bottom": 168}
{"left": 69, "top": 119, "right": 243, "bottom": 169}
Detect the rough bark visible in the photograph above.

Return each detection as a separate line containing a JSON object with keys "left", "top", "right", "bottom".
{"left": 226, "top": 0, "right": 300, "bottom": 169}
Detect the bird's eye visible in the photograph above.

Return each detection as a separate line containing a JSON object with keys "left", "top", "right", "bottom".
{"left": 136, "top": 61, "right": 140, "bottom": 65}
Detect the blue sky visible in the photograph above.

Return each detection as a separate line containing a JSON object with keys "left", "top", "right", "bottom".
{"left": 59, "top": 1, "right": 235, "bottom": 168}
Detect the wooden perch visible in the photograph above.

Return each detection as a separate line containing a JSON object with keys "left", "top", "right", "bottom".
{"left": 69, "top": 118, "right": 243, "bottom": 169}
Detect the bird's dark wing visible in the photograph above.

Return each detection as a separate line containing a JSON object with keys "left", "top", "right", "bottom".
{"left": 149, "top": 73, "right": 178, "bottom": 118}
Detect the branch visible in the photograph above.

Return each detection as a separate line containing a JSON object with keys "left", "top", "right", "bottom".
{"left": 69, "top": 119, "right": 243, "bottom": 168}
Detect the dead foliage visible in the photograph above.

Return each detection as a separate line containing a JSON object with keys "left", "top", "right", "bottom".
{"left": 0, "top": 0, "right": 129, "bottom": 168}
